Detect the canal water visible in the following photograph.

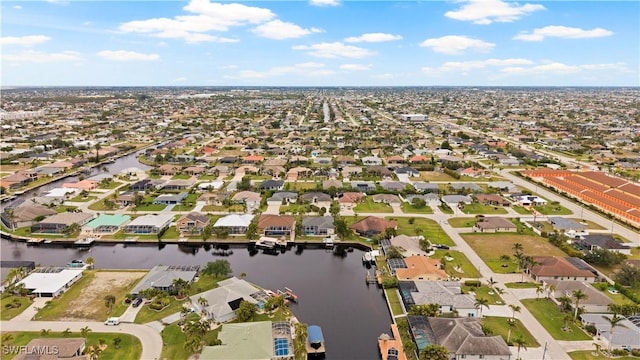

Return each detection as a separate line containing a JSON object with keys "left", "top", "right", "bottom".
{"left": 0, "top": 241, "right": 392, "bottom": 360}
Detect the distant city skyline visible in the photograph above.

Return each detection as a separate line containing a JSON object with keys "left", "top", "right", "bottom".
{"left": 1, "top": 0, "right": 638, "bottom": 87}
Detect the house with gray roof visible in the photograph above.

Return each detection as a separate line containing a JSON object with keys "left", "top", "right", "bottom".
{"left": 581, "top": 313, "right": 640, "bottom": 351}
{"left": 131, "top": 265, "right": 200, "bottom": 296}
{"left": 442, "top": 195, "right": 473, "bottom": 206}
{"left": 380, "top": 181, "right": 409, "bottom": 192}
{"left": 259, "top": 179, "right": 284, "bottom": 192}
{"left": 301, "top": 192, "right": 332, "bottom": 203}
{"left": 406, "top": 194, "right": 441, "bottom": 206}
{"left": 410, "top": 281, "right": 477, "bottom": 317}
{"left": 302, "top": 216, "right": 335, "bottom": 236}
{"left": 191, "top": 277, "right": 265, "bottom": 323}
{"left": 372, "top": 193, "right": 402, "bottom": 204}
{"left": 350, "top": 181, "right": 376, "bottom": 192}
{"left": 413, "top": 182, "right": 440, "bottom": 193}
{"left": 267, "top": 191, "right": 298, "bottom": 204}
{"left": 153, "top": 192, "right": 188, "bottom": 205}
{"left": 544, "top": 279, "right": 611, "bottom": 313}
{"left": 549, "top": 217, "right": 587, "bottom": 232}
{"left": 449, "top": 183, "right": 482, "bottom": 193}
{"left": 31, "top": 212, "right": 95, "bottom": 234}
{"left": 123, "top": 214, "right": 173, "bottom": 234}
{"left": 577, "top": 234, "right": 631, "bottom": 255}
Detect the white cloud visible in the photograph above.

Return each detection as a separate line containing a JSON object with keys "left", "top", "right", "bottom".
{"left": 422, "top": 58, "right": 533, "bottom": 74}
{"left": 310, "top": 0, "right": 340, "bottom": 7}
{"left": 344, "top": 33, "right": 402, "bottom": 43}
{"left": 419, "top": 35, "right": 495, "bottom": 55}
{"left": 1, "top": 35, "right": 51, "bottom": 46}
{"left": 501, "top": 62, "right": 631, "bottom": 75}
{"left": 118, "top": 0, "right": 274, "bottom": 43}
{"left": 252, "top": 20, "right": 322, "bottom": 40}
{"left": 98, "top": 50, "right": 160, "bottom": 61}
{"left": 219, "top": 64, "right": 238, "bottom": 69}
{"left": 2, "top": 50, "right": 83, "bottom": 63}
{"left": 13, "top": 5, "right": 22, "bottom": 9}
{"left": 445, "top": 0, "right": 545, "bottom": 25}
{"left": 292, "top": 42, "right": 375, "bottom": 58}
{"left": 232, "top": 62, "right": 335, "bottom": 79}
{"left": 514, "top": 25, "right": 614, "bottom": 41}
{"left": 339, "top": 63, "right": 373, "bottom": 71}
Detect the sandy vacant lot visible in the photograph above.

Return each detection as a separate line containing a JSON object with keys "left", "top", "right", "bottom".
{"left": 60, "top": 271, "right": 145, "bottom": 321}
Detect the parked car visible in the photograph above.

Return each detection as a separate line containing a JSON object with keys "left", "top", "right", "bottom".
{"left": 104, "top": 317, "right": 120, "bottom": 326}
{"left": 132, "top": 297, "right": 143, "bottom": 308}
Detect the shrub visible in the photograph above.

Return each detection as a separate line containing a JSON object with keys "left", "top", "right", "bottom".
{"left": 464, "top": 280, "right": 481, "bottom": 287}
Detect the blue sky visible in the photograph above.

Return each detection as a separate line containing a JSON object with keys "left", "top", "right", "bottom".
{"left": 1, "top": 0, "right": 638, "bottom": 86}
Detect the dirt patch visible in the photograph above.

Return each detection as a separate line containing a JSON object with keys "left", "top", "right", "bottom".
{"left": 59, "top": 272, "right": 145, "bottom": 321}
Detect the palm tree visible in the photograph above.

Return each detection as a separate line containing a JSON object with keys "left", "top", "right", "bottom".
{"left": 62, "top": 328, "right": 72, "bottom": 337}
{"left": 419, "top": 344, "right": 449, "bottom": 360}
{"left": 113, "top": 336, "right": 122, "bottom": 349}
{"left": 546, "top": 284, "right": 557, "bottom": 299}
{"left": 512, "top": 242, "right": 523, "bottom": 256}
{"left": 2, "top": 334, "right": 14, "bottom": 346}
{"left": 88, "top": 345, "right": 102, "bottom": 360}
{"left": 506, "top": 318, "right": 516, "bottom": 344}
{"left": 80, "top": 326, "right": 92, "bottom": 338}
{"left": 536, "top": 286, "right": 544, "bottom": 299}
{"left": 104, "top": 294, "right": 116, "bottom": 313}
{"left": 85, "top": 257, "right": 95, "bottom": 269}
{"left": 487, "top": 277, "right": 497, "bottom": 288}
{"left": 474, "top": 297, "right": 490, "bottom": 318}
{"left": 572, "top": 289, "right": 588, "bottom": 320}
{"left": 40, "top": 329, "right": 50, "bottom": 337}
{"left": 198, "top": 297, "right": 208, "bottom": 308}
{"left": 562, "top": 314, "right": 574, "bottom": 332}
{"left": 509, "top": 304, "right": 521, "bottom": 322}
{"left": 602, "top": 314, "right": 627, "bottom": 353}
{"left": 513, "top": 336, "right": 527, "bottom": 360}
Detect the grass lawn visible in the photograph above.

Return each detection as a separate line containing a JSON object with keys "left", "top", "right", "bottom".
{"left": 134, "top": 297, "right": 188, "bottom": 324}
{"left": 287, "top": 182, "right": 320, "bottom": 190}
{"left": 533, "top": 203, "right": 573, "bottom": 215}
{"left": 462, "top": 234, "right": 567, "bottom": 274}
{"left": 396, "top": 317, "right": 418, "bottom": 360}
{"left": 201, "top": 204, "right": 245, "bottom": 212}
{"left": 69, "top": 194, "right": 98, "bottom": 202}
{"left": 1, "top": 331, "right": 141, "bottom": 360}
{"left": 568, "top": 350, "right": 638, "bottom": 360}
{"left": 1, "top": 295, "right": 33, "bottom": 320}
{"left": 11, "top": 227, "right": 66, "bottom": 239}
{"left": 197, "top": 175, "right": 217, "bottom": 180}
{"left": 189, "top": 274, "right": 227, "bottom": 295}
{"left": 35, "top": 271, "right": 145, "bottom": 321}
{"left": 432, "top": 249, "right": 481, "bottom": 278}
{"left": 99, "top": 181, "right": 124, "bottom": 189}
{"left": 400, "top": 202, "right": 434, "bottom": 214}
{"left": 134, "top": 203, "right": 167, "bottom": 211}
{"left": 439, "top": 204, "right": 454, "bottom": 214}
{"left": 482, "top": 316, "right": 539, "bottom": 347}
{"left": 389, "top": 217, "right": 455, "bottom": 246}
{"left": 568, "top": 219, "right": 606, "bottom": 230}
{"left": 160, "top": 322, "right": 191, "bottom": 360}
{"left": 512, "top": 205, "right": 532, "bottom": 215}
{"left": 419, "top": 171, "right": 456, "bottom": 181}
{"left": 385, "top": 289, "right": 405, "bottom": 316}
{"left": 461, "top": 203, "right": 508, "bottom": 215}
{"left": 353, "top": 198, "right": 393, "bottom": 213}
{"left": 527, "top": 221, "right": 555, "bottom": 233}
{"left": 521, "top": 299, "right": 592, "bottom": 341}
{"left": 590, "top": 283, "right": 636, "bottom": 306}
{"left": 447, "top": 217, "right": 479, "bottom": 228}
{"left": 505, "top": 282, "right": 541, "bottom": 289}
{"left": 462, "top": 285, "right": 504, "bottom": 305}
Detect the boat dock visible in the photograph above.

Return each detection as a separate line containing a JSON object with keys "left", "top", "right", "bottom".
{"left": 26, "top": 238, "right": 45, "bottom": 246}
{"left": 74, "top": 237, "right": 96, "bottom": 247}
{"left": 306, "top": 325, "right": 326, "bottom": 356}
{"left": 277, "top": 287, "right": 299, "bottom": 303}
{"left": 365, "top": 270, "right": 383, "bottom": 285}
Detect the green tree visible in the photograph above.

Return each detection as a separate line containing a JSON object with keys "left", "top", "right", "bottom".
{"left": 85, "top": 257, "right": 95, "bottom": 269}
{"left": 572, "top": 289, "right": 588, "bottom": 320}
{"left": 236, "top": 300, "right": 257, "bottom": 322}
{"left": 80, "top": 326, "right": 92, "bottom": 337}
{"left": 513, "top": 336, "right": 527, "bottom": 360}
{"left": 113, "top": 336, "right": 122, "bottom": 349}
{"left": 385, "top": 246, "right": 403, "bottom": 259}
{"left": 409, "top": 303, "right": 440, "bottom": 317}
{"left": 506, "top": 319, "right": 516, "bottom": 344}
{"left": 474, "top": 297, "right": 490, "bottom": 318}
{"left": 40, "top": 329, "right": 50, "bottom": 337}
{"left": 294, "top": 323, "right": 308, "bottom": 360}
{"left": 603, "top": 314, "right": 627, "bottom": 353}
{"left": 419, "top": 344, "right": 449, "bottom": 360}
{"left": 203, "top": 260, "right": 232, "bottom": 277}
{"left": 614, "top": 262, "right": 640, "bottom": 287}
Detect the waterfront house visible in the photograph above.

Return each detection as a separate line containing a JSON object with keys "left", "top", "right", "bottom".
{"left": 407, "top": 316, "right": 511, "bottom": 359}
{"left": 177, "top": 212, "right": 211, "bottom": 236}
{"left": 191, "top": 277, "right": 265, "bottom": 323}
{"left": 213, "top": 214, "right": 254, "bottom": 235}
{"left": 528, "top": 256, "right": 597, "bottom": 283}
{"left": 130, "top": 265, "right": 199, "bottom": 296}
{"left": 200, "top": 321, "right": 289, "bottom": 360}
{"left": 31, "top": 212, "right": 95, "bottom": 234}
{"left": 83, "top": 214, "right": 130, "bottom": 234}
{"left": 257, "top": 214, "right": 295, "bottom": 236}
{"left": 123, "top": 214, "right": 173, "bottom": 234}
{"left": 18, "top": 268, "right": 84, "bottom": 297}
{"left": 301, "top": 216, "right": 335, "bottom": 236}
{"left": 1, "top": 203, "right": 57, "bottom": 230}
{"left": 350, "top": 216, "right": 397, "bottom": 237}
{"left": 473, "top": 217, "right": 517, "bottom": 233}
{"left": 377, "top": 325, "right": 408, "bottom": 360}
{"left": 395, "top": 256, "right": 448, "bottom": 281}
{"left": 406, "top": 281, "right": 477, "bottom": 317}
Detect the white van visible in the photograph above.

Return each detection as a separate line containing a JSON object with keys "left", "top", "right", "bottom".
{"left": 104, "top": 317, "right": 120, "bottom": 326}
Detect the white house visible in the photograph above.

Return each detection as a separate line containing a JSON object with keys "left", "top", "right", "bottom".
{"left": 191, "top": 277, "right": 266, "bottom": 323}
{"left": 19, "top": 268, "right": 83, "bottom": 297}
{"left": 213, "top": 214, "right": 254, "bottom": 235}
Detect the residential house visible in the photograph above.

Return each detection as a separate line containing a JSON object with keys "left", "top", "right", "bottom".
{"left": 130, "top": 179, "right": 155, "bottom": 191}
{"left": 372, "top": 194, "right": 402, "bottom": 204}
{"left": 405, "top": 194, "right": 441, "bottom": 206}
{"left": 31, "top": 213, "right": 95, "bottom": 234}
{"left": 473, "top": 217, "right": 517, "bottom": 232}
{"left": 123, "top": 214, "right": 173, "bottom": 234}
{"left": 158, "top": 164, "right": 182, "bottom": 175}
{"left": 475, "top": 194, "right": 510, "bottom": 206}
{"left": 511, "top": 194, "right": 547, "bottom": 207}
{"left": 200, "top": 322, "right": 287, "bottom": 360}
{"left": 543, "top": 279, "right": 611, "bottom": 313}
{"left": 322, "top": 179, "right": 343, "bottom": 190}
{"left": 232, "top": 191, "right": 262, "bottom": 211}
{"left": 395, "top": 167, "right": 420, "bottom": 178}
{"left": 395, "top": 256, "right": 448, "bottom": 281}
{"left": 301, "top": 192, "right": 332, "bottom": 204}
{"left": 259, "top": 180, "right": 284, "bottom": 192}
{"left": 404, "top": 281, "right": 477, "bottom": 317}
{"left": 62, "top": 179, "right": 99, "bottom": 191}
{"left": 191, "top": 277, "right": 265, "bottom": 323}
{"left": 380, "top": 181, "right": 409, "bottom": 192}
{"left": 1, "top": 203, "right": 57, "bottom": 230}
{"left": 577, "top": 234, "right": 631, "bottom": 255}
{"left": 361, "top": 156, "right": 383, "bottom": 166}
{"left": 83, "top": 214, "right": 130, "bottom": 234}
{"left": 162, "top": 179, "right": 196, "bottom": 191}
{"left": 14, "top": 338, "right": 86, "bottom": 360}
{"left": 350, "top": 181, "right": 376, "bottom": 192}
{"left": 549, "top": 217, "right": 587, "bottom": 232}
{"left": 177, "top": 212, "right": 211, "bottom": 235}
{"left": 529, "top": 256, "right": 597, "bottom": 283}
{"left": 130, "top": 265, "right": 199, "bottom": 296}
{"left": 213, "top": 214, "right": 255, "bottom": 235}
{"left": 153, "top": 192, "right": 188, "bottom": 205}
{"left": 407, "top": 316, "right": 512, "bottom": 359}
{"left": 350, "top": 216, "right": 397, "bottom": 237}
{"left": 338, "top": 192, "right": 365, "bottom": 210}
{"left": 257, "top": 214, "right": 295, "bottom": 236}
{"left": 18, "top": 268, "right": 84, "bottom": 297}
{"left": 301, "top": 216, "right": 335, "bottom": 236}
{"left": 378, "top": 325, "right": 408, "bottom": 360}
{"left": 581, "top": 314, "right": 640, "bottom": 351}
{"left": 413, "top": 182, "right": 440, "bottom": 193}
{"left": 267, "top": 191, "right": 298, "bottom": 205}
{"left": 449, "top": 183, "right": 482, "bottom": 193}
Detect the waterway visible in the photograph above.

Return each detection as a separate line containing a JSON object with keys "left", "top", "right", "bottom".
{"left": 0, "top": 241, "right": 392, "bottom": 360}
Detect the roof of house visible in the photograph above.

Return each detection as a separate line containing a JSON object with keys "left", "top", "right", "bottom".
{"left": 424, "top": 317, "right": 511, "bottom": 356}
{"left": 36, "top": 212, "right": 94, "bottom": 226}
{"left": 268, "top": 191, "right": 298, "bottom": 201}
{"left": 9, "top": 203, "right": 57, "bottom": 222}
{"left": 531, "top": 256, "right": 597, "bottom": 278}
{"left": 19, "top": 269, "right": 84, "bottom": 294}
{"left": 259, "top": 180, "right": 284, "bottom": 189}
{"left": 84, "top": 214, "right": 130, "bottom": 229}
{"left": 581, "top": 314, "right": 640, "bottom": 348}
{"left": 411, "top": 281, "right": 475, "bottom": 309}
{"left": 131, "top": 265, "right": 199, "bottom": 294}
{"left": 232, "top": 191, "right": 261, "bottom": 202}
{"left": 372, "top": 194, "right": 402, "bottom": 204}
{"left": 350, "top": 216, "right": 397, "bottom": 234}
{"left": 544, "top": 279, "right": 612, "bottom": 306}
{"left": 579, "top": 234, "right": 628, "bottom": 250}
{"left": 200, "top": 321, "right": 273, "bottom": 360}
{"left": 302, "top": 216, "right": 335, "bottom": 229}
{"left": 441, "top": 195, "right": 473, "bottom": 204}
{"left": 154, "top": 192, "right": 189, "bottom": 202}
{"left": 214, "top": 214, "right": 254, "bottom": 228}
{"left": 193, "top": 276, "right": 260, "bottom": 320}
{"left": 338, "top": 192, "right": 365, "bottom": 203}
{"left": 125, "top": 214, "right": 174, "bottom": 227}
{"left": 178, "top": 212, "right": 210, "bottom": 225}
{"left": 258, "top": 214, "right": 295, "bottom": 229}
{"left": 395, "top": 256, "right": 448, "bottom": 280}
{"left": 15, "top": 338, "right": 86, "bottom": 360}
{"left": 301, "top": 192, "right": 332, "bottom": 202}
{"left": 549, "top": 217, "right": 587, "bottom": 231}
